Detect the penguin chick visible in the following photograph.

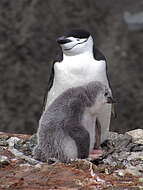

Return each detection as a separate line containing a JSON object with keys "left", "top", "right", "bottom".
{"left": 33, "top": 81, "right": 114, "bottom": 163}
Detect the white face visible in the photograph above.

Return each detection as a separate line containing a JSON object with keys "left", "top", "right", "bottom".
{"left": 89, "top": 87, "right": 113, "bottom": 115}
{"left": 60, "top": 36, "right": 93, "bottom": 56}
{"left": 95, "top": 92, "right": 108, "bottom": 109}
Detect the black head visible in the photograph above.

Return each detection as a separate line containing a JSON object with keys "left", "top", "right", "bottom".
{"left": 64, "top": 29, "right": 91, "bottom": 39}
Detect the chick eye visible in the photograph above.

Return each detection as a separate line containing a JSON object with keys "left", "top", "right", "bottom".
{"left": 104, "top": 92, "right": 108, "bottom": 96}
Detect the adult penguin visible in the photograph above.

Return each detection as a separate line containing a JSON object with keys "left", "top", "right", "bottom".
{"left": 42, "top": 29, "right": 114, "bottom": 145}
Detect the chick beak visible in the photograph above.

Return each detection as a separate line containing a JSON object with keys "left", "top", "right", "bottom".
{"left": 107, "top": 96, "right": 116, "bottom": 104}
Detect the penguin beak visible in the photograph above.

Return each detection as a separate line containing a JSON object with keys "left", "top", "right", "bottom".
{"left": 107, "top": 96, "right": 116, "bottom": 104}
{"left": 56, "top": 36, "right": 72, "bottom": 44}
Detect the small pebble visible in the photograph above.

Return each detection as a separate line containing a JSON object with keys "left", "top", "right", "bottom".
{"left": 11, "top": 158, "right": 19, "bottom": 163}
{"left": 7, "top": 137, "right": 20, "bottom": 147}
{"left": 0, "top": 155, "right": 10, "bottom": 165}
{"left": 35, "top": 163, "right": 42, "bottom": 169}
{"left": 139, "top": 178, "right": 143, "bottom": 183}
{"left": 105, "top": 168, "right": 109, "bottom": 174}
{"left": 19, "top": 163, "right": 31, "bottom": 167}
{"left": 117, "top": 170, "right": 125, "bottom": 177}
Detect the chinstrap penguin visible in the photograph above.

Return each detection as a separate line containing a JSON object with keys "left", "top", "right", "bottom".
{"left": 34, "top": 81, "right": 114, "bottom": 163}
{"left": 42, "top": 29, "right": 113, "bottom": 144}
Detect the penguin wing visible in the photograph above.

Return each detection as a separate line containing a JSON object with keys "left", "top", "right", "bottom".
{"left": 93, "top": 47, "right": 106, "bottom": 61}
{"left": 94, "top": 47, "right": 117, "bottom": 118}
{"left": 42, "top": 62, "right": 55, "bottom": 112}
{"left": 42, "top": 50, "right": 63, "bottom": 112}
{"left": 93, "top": 47, "right": 112, "bottom": 92}
{"left": 47, "top": 62, "right": 55, "bottom": 92}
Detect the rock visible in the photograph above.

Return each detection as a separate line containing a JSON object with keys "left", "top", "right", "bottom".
{"left": 115, "top": 169, "right": 125, "bottom": 177}
{"left": 70, "top": 159, "right": 97, "bottom": 171}
{"left": 7, "top": 137, "right": 21, "bottom": 147}
{"left": 100, "top": 131, "right": 143, "bottom": 178}
{"left": 35, "top": 163, "right": 43, "bottom": 169}
{"left": 115, "top": 163, "right": 143, "bottom": 177}
{"left": 7, "top": 134, "right": 37, "bottom": 156}
{"left": 127, "top": 152, "right": 143, "bottom": 161}
{"left": 124, "top": 11, "right": 143, "bottom": 31}
{"left": 0, "top": 155, "right": 10, "bottom": 166}
{"left": 0, "top": 135, "right": 9, "bottom": 146}
{"left": 8, "top": 146, "right": 40, "bottom": 165}
{"left": 108, "top": 132, "right": 132, "bottom": 150}
{"left": 131, "top": 144, "right": 143, "bottom": 152}
{"left": 125, "top": 165, "right": 143, "bottom": 177}
{"left": 126, "top": 129, "right": 143, "bottom": 145}
{"left": 139, "top": 178, "right": 143, "bottom": 183}
{"left": 5, "top": 135, "right": 39, "bottom": 165}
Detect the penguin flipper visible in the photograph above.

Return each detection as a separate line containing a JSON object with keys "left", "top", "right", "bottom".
{"left": 42, "top": 50, "right": 63, "bottom": 112}
{"left": 42, "top": 62, "right": 55, "bottom": 112}
{"left": 68, "top": 124, "right": 90, "bottom": 159}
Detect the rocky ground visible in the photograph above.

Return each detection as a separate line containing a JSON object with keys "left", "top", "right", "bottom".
{"left": 0, "top": 129, "right": 143, "bottom": 189}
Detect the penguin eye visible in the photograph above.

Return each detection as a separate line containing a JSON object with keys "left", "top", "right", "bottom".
{"left": 77, "top": 38, "right": 80, "bottom": 41}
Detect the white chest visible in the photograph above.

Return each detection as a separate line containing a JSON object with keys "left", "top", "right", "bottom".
{"left": 45, "top": 57, "right": 109, "bottom": 109}
{"left": 56, "top": 58, "right": 107, "bottom": 83}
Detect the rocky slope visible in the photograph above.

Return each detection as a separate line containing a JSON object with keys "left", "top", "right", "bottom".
{"left": 0, "top": 129, "right": 143, "bottom": 189}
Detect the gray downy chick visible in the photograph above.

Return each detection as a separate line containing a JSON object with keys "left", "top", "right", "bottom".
{"left": 33, "top": 81, "right": 114, "bottom": 163}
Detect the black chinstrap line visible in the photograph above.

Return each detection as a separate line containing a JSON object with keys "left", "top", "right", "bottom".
{"left": 64, "top": 39, "right": 88, "bottom": 51}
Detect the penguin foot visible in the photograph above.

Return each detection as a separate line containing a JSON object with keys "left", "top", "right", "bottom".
{"left": 89, "top": 149, "right": 104, "bottom": 159}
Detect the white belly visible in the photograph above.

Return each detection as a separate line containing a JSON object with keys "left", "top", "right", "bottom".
{"left": 45, "top": 59, "right": 109, "bottom": 110}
